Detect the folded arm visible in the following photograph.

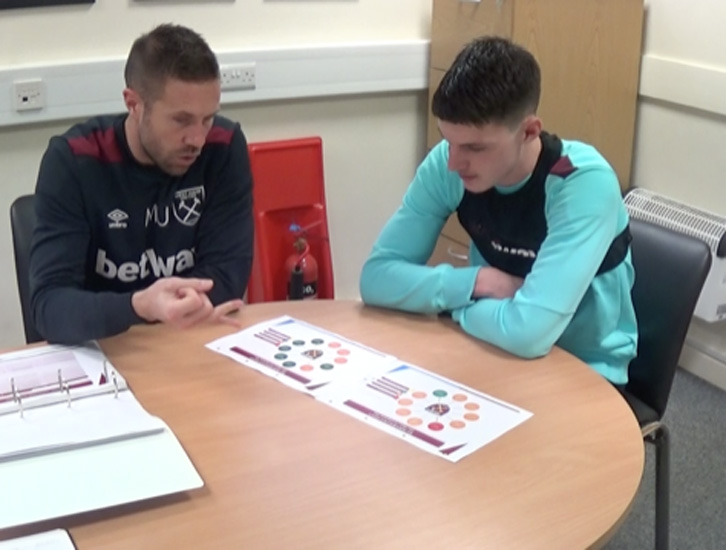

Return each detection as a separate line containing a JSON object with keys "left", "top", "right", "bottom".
{"left": 451, "top": 167, "right": 624, "bottom": 358}
{"left": 360, "top": 143, "right": 480, "bottom": 313}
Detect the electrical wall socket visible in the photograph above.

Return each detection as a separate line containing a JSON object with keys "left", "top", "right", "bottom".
{"left": 13, "top": 79, "right": 45, "bottom": 112}
{"left": 220, "top": 63, "right": 256, "bottom": 91}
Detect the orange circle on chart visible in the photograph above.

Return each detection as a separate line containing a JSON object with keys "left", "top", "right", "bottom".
{"left": 334, "top": 357, "right": 348, "bottom": 364}
{"left": 452, "top": 394, "right": 468, "bottom": 402}
{"left": 328, "top": 342, "right": 342, "bottom": 348}
{"left": 464, "top": 402, "right": 480, "bottom": 411}
{"left": 396, "top": 408, "right": 411, "bottom": 416}
{"left": 398, "top": 398, "right": 413, "bottom": 406}
{"left": 407, "top": 417, "right": 423, "bottom": 426}
{"left": 300, "top": 365, "right": 314, "bottom": 372}
{"left": 337, "top": 349, "right": 351, "bottom": 356}
{"left": 412, "top": 391, "right": 427, "bottom": 399}
{"left": 464, "top": 413, "right": 480, "bottom": 421}
{"left": 450, "top": 420, "right": 466, "bottom": 429}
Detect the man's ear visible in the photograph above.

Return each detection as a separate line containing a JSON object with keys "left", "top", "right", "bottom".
{"left": 521, "top": 115, "right": 543, "bottom": 143}
{"left": 122, "top": 88, "right": 142, "bottom": 117}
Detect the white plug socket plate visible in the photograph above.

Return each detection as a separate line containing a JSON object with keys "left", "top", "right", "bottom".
{"left": 13, "top": 79, "right": 46, "bottom": 112}
{"left": 220, "top": 63, "right": 256, "bottom": 91}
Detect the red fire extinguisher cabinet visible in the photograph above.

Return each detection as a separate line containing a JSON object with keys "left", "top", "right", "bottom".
{"left": 246, "top": 137, "right": 334, "bottom": 303}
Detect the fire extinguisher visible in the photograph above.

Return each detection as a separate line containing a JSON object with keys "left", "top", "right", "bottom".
{"left": 285, "top": 237, "right": 318, "bottom": 300}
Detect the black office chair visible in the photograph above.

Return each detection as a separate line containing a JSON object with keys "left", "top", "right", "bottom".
{"left": 621, "top": 217, "right": 712, "bottom": 550}
{"left": 10, "top": 194, "right": 43, "bottom": 344}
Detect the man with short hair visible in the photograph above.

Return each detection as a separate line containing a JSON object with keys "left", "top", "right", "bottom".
{"left": 30, "top": 23, "right": 253, "bottom": 344}
{"left": 360, "top": 37, "right": 637, "bottom": 384}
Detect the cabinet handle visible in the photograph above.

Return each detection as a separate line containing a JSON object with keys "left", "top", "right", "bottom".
{"left": 447, "top": 247, "right": 469, "bottom": 261}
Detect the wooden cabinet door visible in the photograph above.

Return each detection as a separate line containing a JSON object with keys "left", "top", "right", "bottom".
{"left": 431, "top": 0, "right": 514, "bottom": 71}
{"left": 427, "top": 68, "right": 447, "bottom": 149}
{"left": 511, "top": 0, "right": 644, "bottom": 189}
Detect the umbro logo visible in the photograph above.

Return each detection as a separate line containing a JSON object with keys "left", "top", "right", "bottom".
{"left": 107, "top": 209, "right": 128, "bottom": 229}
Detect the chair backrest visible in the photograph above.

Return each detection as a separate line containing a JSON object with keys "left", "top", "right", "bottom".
{"left": 626, "top": 217, "right": 711, "bottom": 417}
{"left": 10, "top": 194, "right": 43, "bottom": 344}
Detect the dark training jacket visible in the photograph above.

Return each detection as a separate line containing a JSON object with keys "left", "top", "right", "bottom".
{"left": 30, "top": 114, "right": 254, "bottom": 344}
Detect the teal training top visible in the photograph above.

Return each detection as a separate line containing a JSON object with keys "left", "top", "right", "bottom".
{"left": 360, "top": 137, "right": 637, "bottom": 384}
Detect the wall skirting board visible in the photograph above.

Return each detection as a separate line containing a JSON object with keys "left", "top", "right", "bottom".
{"left": 639, "top": 54, "right": 726, "bottom": 117}
{"left": 3, "top": 43, "right": 723, "bottom": 128}
{"left": 681, "top": 341, "right": 726, "bottom": 392}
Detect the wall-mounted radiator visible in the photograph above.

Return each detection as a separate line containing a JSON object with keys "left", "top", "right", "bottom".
{"left": 624, "top": 188, "right": 726, "bottom": 322}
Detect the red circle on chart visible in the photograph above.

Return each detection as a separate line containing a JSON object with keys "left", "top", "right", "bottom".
{"left": 334, "top": 357, "right": 348, "bottom": 364}
{"left": 329, "top": 342, "right": 342, "bottom": 348}
{"left": 408, "top": 417, "right": 423, "bottom": 426}
{"left": 396, "top": 408, "right": 411, "bottom": 416}
{"left": 337, "top": 349, "right": 351, "bottom": 356}
{"left": 450, "top": 420, "right": 466, "bottom": 429}
{"left": 300, "top": 365, "right": 314, "bottom": 372}
{"left": 412, "top": 391, "right": 427, "bottom": 399}
{"left": 464, "top": 402, "right": 480, "bottom": 411}
{"left": 398, "top": 398, "right": 413, "bottom": 406}
{"left": 452, "top": 393, "right": 468, "bottom": 402}
{"left": 428, "top": 422, "right": 444, "bottom": 431}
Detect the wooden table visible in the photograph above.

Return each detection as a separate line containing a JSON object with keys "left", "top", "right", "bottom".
{"left": 2, "top": 300, "right": 644, "bottom": 549}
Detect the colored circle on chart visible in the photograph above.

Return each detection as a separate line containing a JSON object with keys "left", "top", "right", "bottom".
{"left": 282, "top": 361, "right": 296, "bottom": 368}
{"left": 300, "top": 365, "right": 314, "bottom": 372}
{"left": 292, "top": 340, "right": 305, "bottom": 346}
{"left": 407, "top": 417, "right": 423, "bottom": 426}
{"left": 433, "top": 389, "right": 447, "bottom": 398}
{"left": 464, "top": 402, "right": 480, "bottom": 411}
{"left": 311, "top": 338, "right": 324, "bottom": 345}
{"left": 320, "top": 363, "right": 335, "bottom": 370}
{"left": 274, "top": 353, "right": 288, "bottom": 360}
{"left": 428, "top": 422, "right": 444, "bottom": 431}
{"left": 452, "top": 393, "right": 468, "bottom": 402}
{"left": 464, "top": 413, "right": 480, "bottom": 421}
{"left": 412, "top": 391, "right": 427, "bottom": 399}
{"left": 337, "top": 349, "right": 351, "bottom": 356}
{"left": 328, "top": 342, "right": 342, "bottom": 348}
{"left": 334, "top": 357, "right": 348, "bottom": 364}
{"left": 398, "top": 398, "right": 413, "bottom": 406}
{"left": 450, "top": 420, "right": 466, "bottom": 429}
{"left": 396, "top": 408, "right": 411, "bottom": 416}
{"left": 278, "top": 345, "right": 291, "bottom": 352}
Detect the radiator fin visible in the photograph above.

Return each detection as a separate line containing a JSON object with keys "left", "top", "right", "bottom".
{"left": 624, "top": 188, "right": 726, "bottom": 255}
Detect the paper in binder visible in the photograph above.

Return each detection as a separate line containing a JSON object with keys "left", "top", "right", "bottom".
{"left": 0, "top": 342, "right": 204, "bottom": 530}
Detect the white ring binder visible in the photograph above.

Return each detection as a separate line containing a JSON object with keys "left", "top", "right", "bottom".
{"left": 0, "top": 341, "right": 204, "bottom": 531}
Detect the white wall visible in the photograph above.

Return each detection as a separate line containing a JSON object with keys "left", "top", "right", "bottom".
{"left": 634, "top": 0, "right": 726, "bottom": 388}
{"left": 0, "top": 1, "right": 431, "bottom": 64}
{"left": 0, "top": 0, "right": 431, "bottom": 348}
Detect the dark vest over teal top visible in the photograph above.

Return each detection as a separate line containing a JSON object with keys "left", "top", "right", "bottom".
{"left": 457, "top": 132, "right": 631, "bottom": 278}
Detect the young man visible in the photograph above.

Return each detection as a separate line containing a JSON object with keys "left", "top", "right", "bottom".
{"left": 360, "top": 37, "right": 637, "bottom": 384}
{"left": 30, "top": 24, "right": 254, "bottom": 344}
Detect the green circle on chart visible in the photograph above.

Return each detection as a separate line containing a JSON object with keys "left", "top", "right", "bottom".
{"left": 282, "top": 361, "right": 296, "bottom": 367}
{"left": 293, "top": 340, "right": 305, "bottom": 346}
{"left": 278, "top": 345, "right": 291, "bottom": 351}
{"left": 320, "top": 364, "right": 334, "bottom": 370}
{"left": 312, "top": 338, "right": 324, "bottom": 345}
{"left": 274, "top": 353, "right": 288, "bottom": 360}
{"left": 433, "top": 389, "right": 448, "bottom": 398}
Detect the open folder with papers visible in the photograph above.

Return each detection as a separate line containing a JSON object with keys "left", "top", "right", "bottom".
{"left": 0, "top": 343, "right": 203, "bottom": 530}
